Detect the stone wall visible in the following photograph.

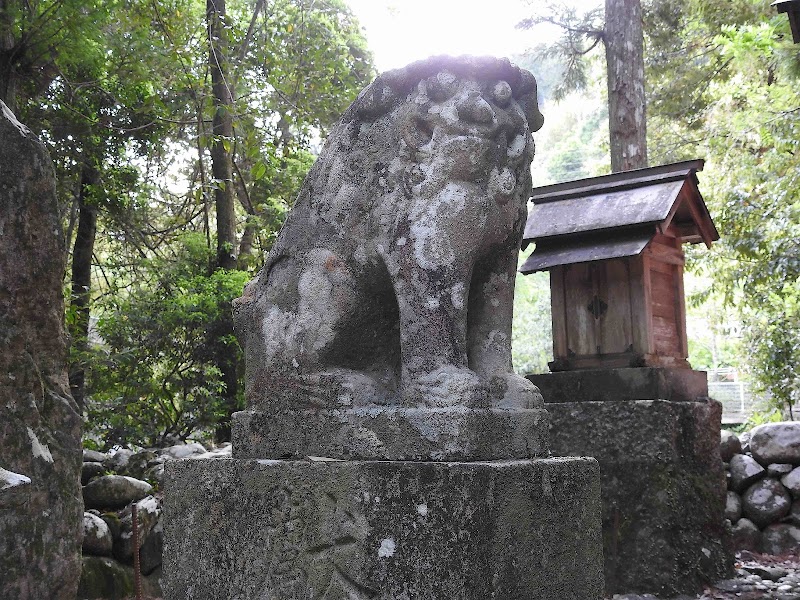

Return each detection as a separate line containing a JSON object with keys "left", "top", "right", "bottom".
{"left": 723, "top": 423, "right": 800, "bottom": 555}
{"left": 77, "top": 442, "right": 230, "bottom": 599}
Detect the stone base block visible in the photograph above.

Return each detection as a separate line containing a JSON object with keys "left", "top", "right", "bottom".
{"left": 233, "top": 406, "right": 549, "bottom": 461}
{"left": 544, "top": 394, "right": 732, "bottom": 596}
{"left": 163, "top": 457, "right": 603, "bottom": 600}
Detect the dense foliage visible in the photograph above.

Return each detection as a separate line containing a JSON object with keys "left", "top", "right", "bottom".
{"left": 515, "top": 0, "right": 800, "bottom": 416}
{"left": 646, "top": 0, "right": 800, "bottom": 415}
{"left": 1, "top": 0, "right": 374, "bottom": 447}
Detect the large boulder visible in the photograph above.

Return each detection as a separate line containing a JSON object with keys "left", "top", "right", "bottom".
{"left": 77, "top": 556, "right": 162, "bottom": 600}
{"left": 781, "top": 466, "right": 800, "bottom": 497}
{"left": 113, "top": 495, "right": 161, "bottom": 563}
{"left": 750, "top": 422, "right": 800, "bottom": 466}
{"left": 741, "top": 478, "right": 792, "bottom": 528}
{"left": 720, "top": 430, "right": 742, "bottom": 462}
{"left": 761, "top": 523, "right": 800, "bottom": 555}
{"left": 139, "top": 519, "right": 164, "bottom": 575}
{"left": 81, "top": 461, "right": 105, "bottom": 485}
{"left": 83, "top": 449, "right": 108, "bottom": 463}
{"left": 729, "top": 454, "right": 766, "bottom": 492}
{"left": 83, "top": 475, "right": 152, "bottom": 509}
{"left": 767, "top": 463, "right": 794, "bottom": 477}
{"left": 103, "top": 449, "right": 133, "bottom": 473}
{"left": 0, "top": 101, "right": 83, "bottom": 598}
{"left": 725, "top": 491, "right": 742, "bottom": 522}
{"left": 160, "top": 442, "right": 207, "bottom": 459}
{"left": 731, "top": 517, "right": 761, "bottom": 552}
{"left": 82, "top": 513, "right": 113, "bottom": 556}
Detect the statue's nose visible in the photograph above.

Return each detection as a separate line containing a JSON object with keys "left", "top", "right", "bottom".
{"left": 456, "top": 92, "right": 495, "bottom": 125}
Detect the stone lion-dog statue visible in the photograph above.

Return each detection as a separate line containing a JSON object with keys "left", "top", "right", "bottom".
{"left": 234, "top": 56, "right": 545, "bottom": 413}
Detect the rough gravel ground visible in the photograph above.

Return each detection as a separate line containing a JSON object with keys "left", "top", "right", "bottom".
{"left": 609, "top": 552, "right": 800, "bottom": 600}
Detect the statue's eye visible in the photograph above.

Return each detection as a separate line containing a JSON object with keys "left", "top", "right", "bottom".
{"left": 492, "top": 81, "right": 512, "bottom": 107}
{"left": 425, "top": 72, "right": 458, "bottom": 103}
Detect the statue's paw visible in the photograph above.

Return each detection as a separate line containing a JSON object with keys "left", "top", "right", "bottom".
{"left": 405, "top": 365, "right": 489, "bottom": 408}
{"left": 490, "top": 373, "right": 544, "bottom": 409}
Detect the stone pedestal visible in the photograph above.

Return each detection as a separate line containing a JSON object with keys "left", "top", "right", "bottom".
{"left": 163, "top": 456, "right": 603, "bottom": 600}
{"left": 527, "top": 367, "right": 732, "bottom": 597}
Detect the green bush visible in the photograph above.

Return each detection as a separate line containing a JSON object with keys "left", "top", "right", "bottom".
{"left": 86, "top": 234, "right": 250, "bottom": 448}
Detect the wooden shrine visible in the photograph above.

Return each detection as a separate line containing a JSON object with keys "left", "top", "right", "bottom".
{"left": 521, "top": 159, "right": 719, "bottom": 372}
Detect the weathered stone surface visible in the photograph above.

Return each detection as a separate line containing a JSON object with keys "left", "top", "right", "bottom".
{"left": 140, "top": 519, "right": 163, "bottom": 575}
{"left": 233, "top": 406, "right": 549, "bottom": 461}
{"left": 160, "top": 442, "right": 207, "bottom": 459}
{"left": 0, "top": 466, "right": 32, "bottom": 509}
{"left": 233, "top": 56, "right": 545, "bottom": 422}
{"left": 83, "top": 475, "right": 153, "bottom": 509}
{"left": 721, "top": 430, "right": 742, "bottom": 462}
{"left": 78, "top": 556, "right": 161, "bottom": 600}
{"left": 144, "top": 462, "right": 166, "bottom": 486}
{"left": 725, "top": 491, "right": 742, "bottom": 522}
{"left": 788, "top": 500, "right": 800, "bottom": 526}
{"left": 544, "top": 394, "right": 731, "bottom": 596}
{"left": 0, "top": 100, "right": 83, "bottom": 599}
{"left": 782, "top": 466, "right": 800, "bottom": 496}
{"left": 528, "top": 367, "right": 709, "bottom": 404}
{"left": 731, "top": 517, "right": 761, "bottom": 552}
{"left": 750, "top": 422, "right": 800, "bottom": 466}
{"left": 83, "top": 449, "right": 108, "bottom": 463}
{"left": 761, "top": 524, "right": 800, "bottom": 556}
{"left": 82, "top": 512, "right": 114, "bottom": 556}
{"left": 113, "top": 495, "right": 161, "bottom": 563}
{"left": 103, "top": 448, "right": 133, "bottom": 472}
{"left": 768, "top": 463, "right": 794, "bottom": 477}
{"left": 729, "top": 454, "right": 766, "bottom": 493}
{"left": 81, "top": 461, "right": 105, "bottom": 485}
{"left": 163, "top": 457, "right": 603, "bottom": 600}
{"left": 740, "top": 431, "right": 752, "bottom": 454}
{"left": 125, "top": 449, "right": 157, "bottom": 479}
{"left": 741, "top": 478, "right": 792, "bottom": 528}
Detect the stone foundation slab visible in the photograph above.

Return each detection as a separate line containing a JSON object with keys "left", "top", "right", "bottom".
{"left": 162, "top": 457, "right": 603, "bottom": 600}
{"left": 232, "top": 406, "right": 549, "bottom": 461}
{"left": 528, "top": 367, "right": 708, "bottom": 404}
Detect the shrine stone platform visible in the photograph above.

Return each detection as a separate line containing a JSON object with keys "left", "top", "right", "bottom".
{"left": 162, "top": 455, "right": 603, "bottom": 600}
{"left": 528, "top": 367, "right": 732, "bottom": 597}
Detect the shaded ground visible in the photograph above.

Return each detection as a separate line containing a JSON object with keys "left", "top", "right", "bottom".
{"left": 610, "top": 552, "right": 800, "bottom": 600}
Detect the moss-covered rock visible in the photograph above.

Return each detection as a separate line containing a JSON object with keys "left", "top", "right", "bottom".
{"left": 78, "top": 556, "right": 162, "bottom": 600}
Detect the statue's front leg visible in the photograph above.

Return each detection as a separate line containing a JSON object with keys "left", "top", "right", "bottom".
{"left": 468, "top": 246, "right": 543, "bottom": 409}
{"left": 387, "top": 242, "right": 488, "bottom": 409}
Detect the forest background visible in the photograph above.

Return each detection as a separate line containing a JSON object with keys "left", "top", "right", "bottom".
{"left": 0, "top": 0, "right": 797, "bottom": 448}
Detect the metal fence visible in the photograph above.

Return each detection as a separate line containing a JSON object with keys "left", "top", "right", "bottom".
{"left": 708, "top": 380, "right": 769, "bottom": 425}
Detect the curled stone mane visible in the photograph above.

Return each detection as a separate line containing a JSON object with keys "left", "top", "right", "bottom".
{"left": 344, "top": 55, "right": 544, "bottom": 129}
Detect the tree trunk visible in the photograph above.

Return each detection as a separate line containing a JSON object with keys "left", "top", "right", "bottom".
{"left": 68, "top": 165, "right": 99, "bottom": 412}
{"left": 207, "top": 0, "right": 239, "bottom": 441}
{"left": 0, "top": 0, "right": 18, "bottom": 112}
{"left": 604, "top": 0, "right": 648, "bottom": 172}
{"left": 207, "top": 0, "right": 237, "bottom": 271}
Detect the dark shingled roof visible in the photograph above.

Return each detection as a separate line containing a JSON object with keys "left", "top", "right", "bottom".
{"left": 520, "top": 160, "right": 719, "bottom": 274}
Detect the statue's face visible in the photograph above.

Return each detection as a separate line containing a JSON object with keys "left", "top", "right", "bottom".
{"left": 398, "top": 71, "right": 534, "bottom": 205}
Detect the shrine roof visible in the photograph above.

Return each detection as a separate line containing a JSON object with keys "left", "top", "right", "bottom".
{"left": 520, "top": 159, "right": 719, "bottom": 273}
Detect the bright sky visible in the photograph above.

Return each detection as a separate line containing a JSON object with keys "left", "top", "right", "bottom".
{"left": 344, "top": 0, "right": 560, "bottom": 72}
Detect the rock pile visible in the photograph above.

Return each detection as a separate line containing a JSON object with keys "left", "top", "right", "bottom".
{"left": 723, "top": 423, "right": 800, "bottom": 555}
{"left": 78, "top": 442, "right": 230, "bottom": 599}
